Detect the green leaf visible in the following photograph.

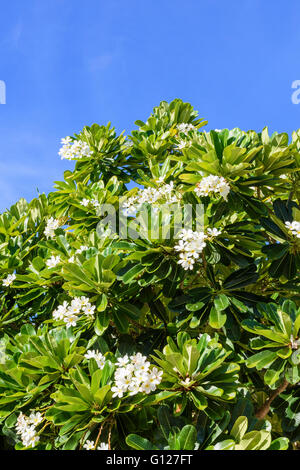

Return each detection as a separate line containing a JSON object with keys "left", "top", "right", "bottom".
{"left": 113, "top": 310, "right": 129, "bottom": 333}
{"left": 94, "top": 384, "right": 111, "bottom": 406}
{"left": 178, "top": 425, "right": 197, "bottom": 450}
{"left": 269, "top": 437, "right": 289, "bottom": 450}
{"left": 230, "top": 416, "right": 248, "bottom": 442}
{"left": 120, "top": 263, "right": 144, "bottom": 284}
{"left": 246, "top": 350, "right": 278, "bottom": 370}
{"left": 126, "top": 434, "right": 155, "bottom": 450}
{"left": 214, "top": 294, "right": 230, "bottom": 311}
{"left": 190, "top": 390, "right": 208, "bottom": 410}
{"left": 209, "top": 306, "right": 227, "bottom": 329}
{"left": 94, "top": 310, "right": 110, "bottom": 336}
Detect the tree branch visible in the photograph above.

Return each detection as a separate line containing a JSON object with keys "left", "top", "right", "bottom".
{"left": 255, "top": 379, "right": 289, "bottom": 420}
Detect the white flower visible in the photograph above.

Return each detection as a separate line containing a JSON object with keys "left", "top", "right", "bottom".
{"left": 15, "top": 411, "right": 42, "bottom": 448}
{"left": 91, "top": 198, "right": 100, "bottom": 208}
{"left": 176, "top": 140, "right": 188, "bottom": 150}
{"left": 174, "top": 239, "right": 187, "bottom": 252}
{"left": 28, "top": 412, "right": 43, "bottom": 426}
{"left": 206, "top": 227, "right": 222, "bottom": 237}
{"left": 116, "top": 376, "right": 133, "bottom": 389}
{"left": 178, "top": 229, "right": 199, "bottom": 242}
{"left": 115, "top": 364, "right": 134, "bottom": 380}
{"left": 75, "top": 245, "right": 89, "bottom": 255}
{"left": 177, "top": 123, "right": 196, "bottom": 134}
{"left": 83, "top": 305, "right": 96, "bottom": 317}
{"left": 22, "top": 428, "right": 40, "bottom": 448}
{"left": 175, "top": 229, "right": 207, "bottom": 270}
{"left": 116, "top": 355, "right": 129, "bottom": 367}
{"left": 178, "top": 255, "right": 195, "bottom": 270}
{"left": 84, "top": 350, "right": 105, "bottom": 369}
{"left": 2, "top": 273, "right": 16, "bottom": 286}
{"left": 52, "top": 297, "right": 96, "bottom": 324}
{"left": 84, "top": 350, "right": 98, "bottom": 360}
{"left": 183, "top": 242, "right": 201, "bottom": 259}
{"left": 285, "top": 220, "right": 300, "bottom": 238}
{"left": 127, "top": 380, "right": 141, "bottom": 396}
{"left": 194, "top": 176, "right": 230, "bottom": 201}
{"left": 94, "top": 352, "right": 106, "bottom": 369}
{"left": 15, "top": 413, "right": 28, "bottom": 434}
{"left": 83, "top": 440, "right": 95, "bottom": 450}
{"left": 121, "top": 181, "right": 180, "bottom": 214}
{"left": 148, "top": 367, "right": 163, "bottom": 385}
{"left": 156, "top": 176, "right": 165, "bottom": 184}
{"left": 52, "top": 301, "right": 69, "bottom": 321}
{"left": 44, "top": 217, "right": 60, "bottom": 239}
{"left": 59, "top": 137, "right": 92, "bottom": 160}
{"left": 79, "top": 296, "right": 90, "bottom": 307}
{"left": 68, "top": 255, "right": 75, "bottom": 263}
{"left": 124, "top": 363, "right": 135, "bottom": 375}
{"left": 130, "top": 352, "right": 147, "bottom": 365}
{"left": 140, "top": 380, "right": 156, "bottom": 394}
{"left": 68, "top": 298, "right": 82, "bottom": 314}
{"left": 111, "top": 385, "right": 125, "bottom": 398}
{"left": 97, "top": 442, "right": 109, "bottom": 450}
{"left": 61, "top": 136, "right": 72, "bottom": 145}
{"left": 114, "top": 367, "right": 128, "bottom": 380}
{"left": 80, "top": 198, "right": 90, "bottom": 207}
{"left": 134, "top": 361, "right": 150, "bottom": 373}
{"left": 180, "top": 377, "right": 192, "bottom": 387}
{"left": 63, "top": 312, "right": 78, "bottom": 328}
{"left": 112, "top": 354, "right": 162, "bottom": 397}
{"left": 46, "top": 255, "right": 61, "bottom": 268}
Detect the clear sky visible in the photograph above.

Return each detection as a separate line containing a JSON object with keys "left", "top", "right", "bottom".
{"left": 1, "top": 0, "right": 300, "bottom": 212}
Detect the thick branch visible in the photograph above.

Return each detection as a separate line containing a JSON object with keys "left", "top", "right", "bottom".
{"left": 255, "top": 379, "right": 289, "bottom": 420}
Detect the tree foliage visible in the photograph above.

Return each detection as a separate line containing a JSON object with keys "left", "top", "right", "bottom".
{"left": 0, "top": 99, "right": 299, "bottom": 450}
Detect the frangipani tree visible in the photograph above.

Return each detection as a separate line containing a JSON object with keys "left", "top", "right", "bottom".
{"left": 0, "top": 99, "right": 299, "bottom": 450}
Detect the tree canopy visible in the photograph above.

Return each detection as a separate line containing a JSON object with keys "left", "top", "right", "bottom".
{"left": 0, "top": 99, "right": 299, "bottom": 451}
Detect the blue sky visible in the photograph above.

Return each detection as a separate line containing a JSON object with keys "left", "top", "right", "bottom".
{"left": 1, "top": 0, "right": 300, "bottom": 212}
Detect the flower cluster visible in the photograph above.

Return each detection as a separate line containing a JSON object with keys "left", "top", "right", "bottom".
{"left": 174, "top": 228, "right": 221, "bottom": 270}
{"left": 194, "top": 175, "right": 230, "bottom": 201}
{"left": 2, "top": 273, "right": 16, "bottom": 287}
{"left": 177, "top": 123, "right": 196, "bottom": 134}
{"left": 58, "top": 137, "right": 93, "bottom": 160}
{"left": 15, "top": 412, "right": 43, "bottom": 448}
{"left": 122, "top": 181, "right": 181, "bottom": 216}
{"left": 83, "top": 440, "right": 109, "bottom": 450}
{"left": 44, "top": 217, "right": 61, "bottom": 239}
{"left": 84, "top": 349, "right": 106, "bottom": 369}
{"left": 111, "top": 353, "right": 163, "bottom": 398}
{"left": 46, "top": 255, "right": 61, "bottom": 268}
{"left": 52, "top": 296, "right": 96, "bottom": 328}
{"left": 80, "top": 197, "right": 100, "bottom": 209}
{"left": 175, "top": 229, "right": 207, "bottom": 270}
{"left": 285, "top": 220, "right": 300, "bottom": 238}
